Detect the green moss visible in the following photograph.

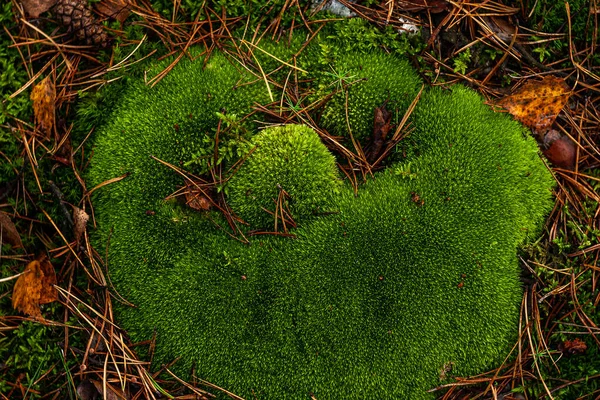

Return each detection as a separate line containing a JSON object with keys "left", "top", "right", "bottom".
{"left": 87, "top": 38, "right": 554, "bottom": 399}
{"left": 227, "top": 125, "right": 340, "bottom": 229}
{"left": 319, "top": 17, "right": 424, "bottom": 57}
{"left": 149, "top": 0, "right": 207, "bottom": 19}
{"left": 87, "top": 49, "right": 272, "bottom": 205}
{"left": 210, "top": 0, "right": 291, "bottom": 18}
{"left": 0, "top": 1, "right": 30, "bottom": 184}
{"left": 315, "top": 50, "right": 423, "bottom": 142}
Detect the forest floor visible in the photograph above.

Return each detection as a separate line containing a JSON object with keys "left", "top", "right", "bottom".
{"left": 1, "top": 0, "right": 599, "bottom": 399}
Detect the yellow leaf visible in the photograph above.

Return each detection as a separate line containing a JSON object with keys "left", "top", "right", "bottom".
{"left": 496, "top": 75, "right": 571, "bottom": 134}
{"left": 12, "top": 255, "right": 58, "bottom": 318}
{"left": 30, "top": 76, "right": 56, "bottom": 138}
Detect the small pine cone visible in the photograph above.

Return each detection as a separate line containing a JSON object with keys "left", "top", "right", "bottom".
{"left": 53, "top": 0, "right": 110, "bottom": 48}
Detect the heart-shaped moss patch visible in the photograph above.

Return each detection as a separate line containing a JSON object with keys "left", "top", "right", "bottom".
{"left": 87, "top": 37, "right": 554, "bottom": 399}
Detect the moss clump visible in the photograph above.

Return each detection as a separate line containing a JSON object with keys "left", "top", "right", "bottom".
{"left": 87, "top": 38, "right": 554, "bottom": 399}
{"left": 86, "top": 49, "right": 271, "bottom": 208}
{"left": 227, "top": 125, "right": 340, "bottom": 229}
{"left": 315, "top": 51, "right": 422, "bottom": 141}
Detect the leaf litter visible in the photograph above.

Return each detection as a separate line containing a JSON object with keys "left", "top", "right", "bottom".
{"left": 0, "top": 212, "right": 23, "bottom": 249}
{"left": 496, "top": 75, "right": 571, "bottom": 134}
{"left": 12, "top": 255, "right": 58, "bottom": 319}
{"left": 30, "top": 76, "right": 56, "bottom": 139}
{"left": 496, "top": 75, "right": 577, "bottom": 169}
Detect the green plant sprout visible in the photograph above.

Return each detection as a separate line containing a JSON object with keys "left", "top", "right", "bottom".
{"left": 322, "top": 64, "right": 358, "bottom": 92}
{"left": 533, "top": 46, "right": 552, "bottom": 63}
{"left": 452, "top": 47, "right": 472, "bottom": 75}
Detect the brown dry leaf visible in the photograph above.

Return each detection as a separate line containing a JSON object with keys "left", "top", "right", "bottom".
{"left": 30, "top": 76, "right": 56, "bottom": 138}
{"left": 561, "top": 338, "right": 588, "bottom": 355}
{"left": 73, "top": 206, "right": 89, "bottom": 246}
{"left": 12, "top": 256, "right": 58, "bottom": 318}
{"left": 20, "top": 0, "right": 58, "bottom": 18}
{"left": 496, "top": 75, "right": 571, "bottom": 134}
{"left": 95, "top": 0, "right": 131, "bottom": 24}
{"left": 185, "top": 182, "right": 212, "bottom": 211}
{"left": 91, "top": 379, "right": 129, "bottom": 400}
{"left": 373, "top": 104, "right": 393, "bottom": 140}
{"left": 366, "top": 103, "right": 393, "bottom": 163}
{"left": 487, "top": 16, "right": 517, "bottom": 42}
{"left": 76, "top": 380, "right": 100, "bottom": 400}
{"left": 0, "top": 212, "right": 23, "bottom": 249}
{"left": 38, "top": 256, "right": 58, "bottom": 304}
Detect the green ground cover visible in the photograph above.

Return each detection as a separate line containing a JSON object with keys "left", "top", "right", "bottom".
{"left": 85, "top": 33, "right": 554, "bottom": 398}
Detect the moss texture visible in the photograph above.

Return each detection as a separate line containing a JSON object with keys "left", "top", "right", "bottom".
{"left": 87, "top": 35, "right": 554, "bottom": 399}
{"left": 227, "top": 125, "right": 341, "bottom": 228}
{"left": 316, "top": 50, "right": 422, "bottom": 141}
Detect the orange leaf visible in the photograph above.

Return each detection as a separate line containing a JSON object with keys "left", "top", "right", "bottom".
{"left": 496, "top": 75, "right": 571, "bottom": 134}
{"left": 38, "top": 256, "right": 58, "bottom": 304}
{"left": 30, "top": 76, "right": 56, "bottom": 138}
{"left": 12, "top": 256, "right": 58, "bottom": 318}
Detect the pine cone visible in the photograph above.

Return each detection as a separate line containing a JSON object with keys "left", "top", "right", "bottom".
{"left": 53, "top": 0, "right": 110, "bottom": 48}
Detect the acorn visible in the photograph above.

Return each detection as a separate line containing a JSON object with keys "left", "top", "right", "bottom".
{"left": 543, "top": 129, "right": 576, "bottom": 169}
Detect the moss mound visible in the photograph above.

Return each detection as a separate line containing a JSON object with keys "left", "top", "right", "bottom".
{"left": 87, "top": 37, "right": 554, "bottom": 399}
{"left": 227, "top": 124, "right": 341, "bottom": 228}
{"left": 316, "top": 51, "right": 422, "bottom": 141}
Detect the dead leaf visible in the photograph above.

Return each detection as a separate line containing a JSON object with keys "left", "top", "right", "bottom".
{"left": 560, "top": 338, "right": 588, "bottom": 355}
{"left": 543, "top": 130, "right": 576, "bottom": 169}
{"left": 185, "top": 182, "right": 212, "bottom": 211}
{"left": 73, "top": 206, "right": 89, "bottom": 246}
{"left": 76, "top": 380, "right": 100, "bottom": 400}
{"left": 30, "top": 76, "right": 56, "bottom": 138}
{"left": 90, "top": 379, "right": 129, "bottom": 400}
{"left": 12, "top": 255, "right": 58, "bottom": 318}
{"left": 0, "top": 212, "right": 23, "bottom": 249}
{"left": 94, "top": 0, "right": 131, "bottom": 24}
{"left": 12, "top": 262, "right": 43, "bottom": 317}
{"left": 496, "top": 75, "right": 571, "bottom": 134}
{"left": 38, "top": 256, "right": 58, "bottom": 304}
{"left": 366, "top": 103, "right": 392, "bottom": 163}
{"left": 543, "top": 128, "right": 562, "bottom": 146}
{"left": 487, "top": 16, "right": 517, "bottom": 43}
{"left": 20, "top": 0, "right": 58, "bottom": 18}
